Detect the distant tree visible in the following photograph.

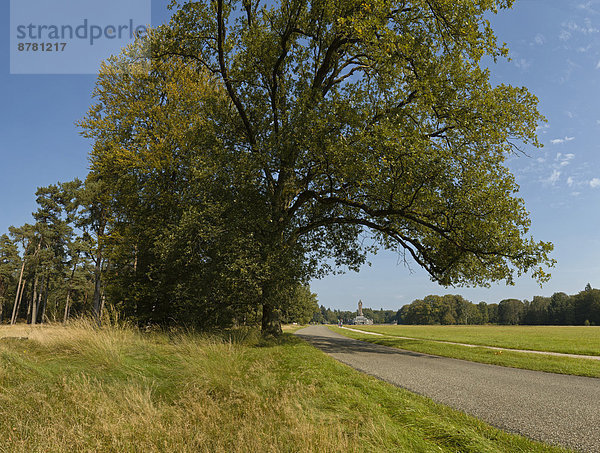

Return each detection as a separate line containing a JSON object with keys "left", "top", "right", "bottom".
{"left": 477, "top": 302, "right": 489, "bottom": 324}
{"left": 445, "top": 295, "right": 474, "bottom": 324}
{"left": 379, "top": 309, "right": 397, "bottom": 324}
{"left": 311, "top": 306, "right": 325, "bottom": 324}
{"left": 325, "top": 308, "right": 338, "bottom": 324}
{"left": 548, "top": 292, "right": 574, "bottom": 325}
{"left": 8, "top": 224, "right": 40, "bottom": 324}
{"left": 488, "top": 303, "right": 499, "bottom": 324}
{"left": 464, "top": 303, "right": 483, "bottom": 325}
{"left": 498, "top": 299, "right": 524, "bottom": 325}
{"left": 281, "top": 284, "right": 319, "bottom": 324}
{"left": 574, "top": 288, "right": 600, "bottom": 326}
{"left": 394, "top": 308, "right": 405, "bottom": 324}
{"left": 523, "top": 295, "right": 550, "bottom": 325}
{"left": 403, "top": 298, "right": 435, "bottom": 325}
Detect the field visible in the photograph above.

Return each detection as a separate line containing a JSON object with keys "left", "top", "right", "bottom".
{"left": 0, "top": 322, "right": 566, "bottom": 452}
{"left": 343, "top": 325, "right": 600, "bottom": 355}
{"left": 332, "top": 325, "right": 600, "bottom": 378}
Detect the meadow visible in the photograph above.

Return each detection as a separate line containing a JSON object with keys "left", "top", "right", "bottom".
{"left": 332, "top": 325, "right": 600, "bottom": 378}
{"left": 342, "top": 325, "right": 600, "bottom": 355}
{"left": 0, "top": 321, "right": 567, "bottom": 452}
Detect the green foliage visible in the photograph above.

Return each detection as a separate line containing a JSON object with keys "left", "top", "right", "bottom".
{"left": 391, "top": 285, "right": 600, "bottom": 326}
{"left": 0, "top": 235, "right": 20, "bottom": 321}
{"left": 0, "top": 180, "right": 99, "bottom": 325}
{"left": 0, "top": 1, "right": 555, "bottom": 333}
{"left": 280, "top": 284, "right": 320, "bottom": 324}
{"left": 497, "top": 299, "right": 524, "bottom": 325}
{"left": 311, "top": 305, "right": 397, "bottom": 324}
{"left": 574, "top": 289, "right": 600, "bottom": 325}
{"left": 400, "top": 294, "right": 484, "bottom": 325}
{"left": 75, "top": 0, "right": 554, "bottom": 333}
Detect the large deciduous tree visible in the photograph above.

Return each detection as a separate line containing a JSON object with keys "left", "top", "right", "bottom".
{"left": 82, "top": 0, "right": 553, "bottom": 334}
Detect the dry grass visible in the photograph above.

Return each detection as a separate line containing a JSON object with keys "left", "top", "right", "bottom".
{"left": 0, "top": 322, "right": 568, "bottom": 452}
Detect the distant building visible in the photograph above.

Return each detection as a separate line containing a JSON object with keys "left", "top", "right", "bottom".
{"left": 352, "top": 299, "right": 373, "bottom": 325}
{"left": 353, "top": 315, "right": 373, "bottom": 325}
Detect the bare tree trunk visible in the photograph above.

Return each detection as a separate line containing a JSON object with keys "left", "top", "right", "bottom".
{"left": 92, "top": 256, "right": 103, "bottom": 325}
{"left": 91, "top": 219, "right": 106, "bottom": 326}
{"left": 26, "top": 282, "right": 32, "bottom": 323}
{"left": 0, "top": 279, "right": 5, "bottom": 323}
{"left": 36, "top": 290, "right": 43, "bottom": 324}
{"left": 31, "top": 274, "right": 39, "bottom": 326}
{"left": 63, "top": 290, "right": 71, "bottom": 324}
{"left": 26, "top": 241, "right": 41, "bottom": 325}
{"left": 100, "top": 291, "right": 106, "bottom": 322}
{"left": 39, "top": 277, "right": 49, "bottom": 324}
{"left": 11, "top": 279, "right": 26, "bottom": 325}
{"left": 11, "top": 259, "right": 26, "bottom": 324}
{"left": 63, "top": 262, "right": 77, "bottom": 324}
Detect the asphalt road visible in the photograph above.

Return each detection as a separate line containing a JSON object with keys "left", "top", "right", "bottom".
{"left": 296, "top": 325, "right": 600, "bottom": 452}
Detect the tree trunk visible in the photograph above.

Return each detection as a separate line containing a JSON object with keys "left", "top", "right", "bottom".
{"left": 91, "top": 218, "right": 106, "bottom": 326}
{"left": 27, "top": 241, "right": 42, "bottom": 325}
{"left": 261, "top": 302, "right": 282, "bottom": 336}
{"left": 261, "top": 280, "right": 283, "bottom": 336}
{"left": 39, "top": 277, "right": 50, "bottom": 324}
{"left": 100, "top": 292, "right": 106, "bottom": 322}
{"left": 0, "top": 279, "right": 5, "bottom": 322}
{"left": 63, "top": 290, "right": 71, "bottom": 324}
{"left": 63, "top": 262, "right": 77, "bottom": 324}
{"left": 35, "top": 289, "right": 43, "bottom": 324}
{"left": 92, "top": 256, "right": 103, "bottom": 325}
{"left": 26, "top": 280, "right": 32, "bottom": 322}
{"left": 11, "top": 279, "right": 26, "bottom": 325}
{"left": 31, "top": 274, "right": 39, "bottom": 326}
{"left": 11, "top": 259, "right": 26, "bottom": 324}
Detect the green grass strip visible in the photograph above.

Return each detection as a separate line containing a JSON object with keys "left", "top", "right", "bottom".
{"left": 331, "top": 326, "right": 600, "bottom": 378}
{"left": 349, "top": 325, "right": 600, "bottom": 356}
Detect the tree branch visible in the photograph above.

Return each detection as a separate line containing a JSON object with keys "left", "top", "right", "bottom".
{"left": 216, "top": 0, "right": 256, "bottom": 146}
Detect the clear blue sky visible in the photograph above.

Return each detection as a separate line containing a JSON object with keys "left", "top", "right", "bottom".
{"left": 1, "top": 1, "right": 599, "bottom": 311}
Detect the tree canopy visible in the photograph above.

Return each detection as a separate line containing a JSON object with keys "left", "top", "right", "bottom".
{"left": 76, "top": 0, "right": 553, "bottom": 334}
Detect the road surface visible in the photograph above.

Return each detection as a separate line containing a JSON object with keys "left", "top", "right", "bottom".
{"left": 296, "top": 325, "right": 600, "bottom": 452}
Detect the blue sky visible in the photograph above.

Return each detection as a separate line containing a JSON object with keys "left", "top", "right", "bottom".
{"left": 318, "top": 0, "right": 600, "bottom": 310}
{"left": 1, "top": 1, "right": 600, "bottom": 311}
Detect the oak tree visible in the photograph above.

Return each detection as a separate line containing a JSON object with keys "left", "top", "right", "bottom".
{"left": 83, "top": 0, "right": 554, "bottom": 334}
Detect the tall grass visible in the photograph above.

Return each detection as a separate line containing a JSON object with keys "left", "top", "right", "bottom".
{"left": 0, "top": 322, "right": 567, "bottom": 452}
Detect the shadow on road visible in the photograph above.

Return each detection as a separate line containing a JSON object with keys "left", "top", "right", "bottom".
{"left": 297, "top": 330, "right": 438, "bottom": 359}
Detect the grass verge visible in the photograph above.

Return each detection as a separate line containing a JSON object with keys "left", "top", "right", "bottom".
{"left": 0, "top": 321, "right": 568, "bottom": 452}
{"left": 331, "top": 326, "right": 600, "bottom": 378}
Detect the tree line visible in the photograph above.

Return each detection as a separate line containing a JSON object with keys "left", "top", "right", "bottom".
{"left": 0, "top": 179, "right": 319, "bottom": 327}
{"left": 312, "top": 306, "right": 397, "bottom": 325}
{"left": 396, "top": 285, "right": 600, "bottom": 326}
{"left": 0, "top": 180, "right": 118, "bottom": 325}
